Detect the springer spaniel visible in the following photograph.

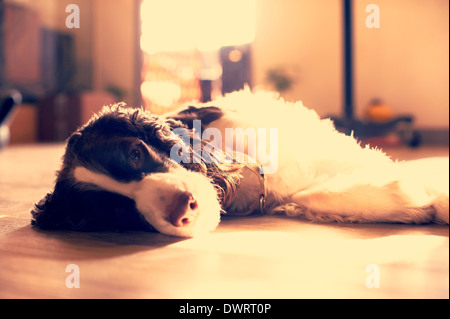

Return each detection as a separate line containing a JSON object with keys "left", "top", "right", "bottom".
{"left": 31, "top": 89, "right": 449, "bottom": 237}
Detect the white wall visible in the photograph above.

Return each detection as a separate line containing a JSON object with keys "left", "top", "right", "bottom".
{"left": 354, "top": 0, "right": 449, "bottom": 129}
{"left": 252, "top": 0, "right": 449, "bottom": 129}
{"left": 253, "top": 0, "right": 342, "bottom": 118}
{"left": 91, "top": 0, "right": 141, "bottom": 106}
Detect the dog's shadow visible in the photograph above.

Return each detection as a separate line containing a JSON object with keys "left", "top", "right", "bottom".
{"left": 2, "top": 225, "right": 186, "bottom": 261}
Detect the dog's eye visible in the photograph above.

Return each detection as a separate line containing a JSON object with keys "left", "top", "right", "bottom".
{"left": 130, "top": 148, "right": 142, "bottom": 164}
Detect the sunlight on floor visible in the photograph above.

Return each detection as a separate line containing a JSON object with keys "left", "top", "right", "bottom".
{"left": 168, "top": 231, "right": 449, "bottom": 298}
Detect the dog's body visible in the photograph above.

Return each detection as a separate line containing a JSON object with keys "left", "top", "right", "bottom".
{"left": 31, "top": 89, "right": 449, "bottom": 237}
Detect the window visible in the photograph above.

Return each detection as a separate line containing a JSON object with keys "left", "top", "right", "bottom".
{"left": 140, "top": 0, "right": 256, "bottom": 113}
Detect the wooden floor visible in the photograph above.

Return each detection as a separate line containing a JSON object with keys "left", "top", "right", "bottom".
{"left": 0, "top": 143, "right": 448, "bottom": 299}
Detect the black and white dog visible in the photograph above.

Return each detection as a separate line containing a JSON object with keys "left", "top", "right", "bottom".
{"left": 31, "top": 89, "right": 449, "bottom": 237}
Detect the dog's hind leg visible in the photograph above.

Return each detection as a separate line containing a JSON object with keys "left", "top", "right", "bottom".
{"left": 278, "top": 161, "right": 449, "bottom": 224}
{"left": 286, "top": 183, "right": 436, "bottom": 224}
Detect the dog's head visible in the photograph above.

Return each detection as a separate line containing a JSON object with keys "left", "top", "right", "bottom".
{"left": 31, "top": 104, "right": 242, "bottom": 237}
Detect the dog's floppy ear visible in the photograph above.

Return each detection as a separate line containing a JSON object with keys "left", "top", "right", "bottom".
{"left": 168, "top": 106, "right": 223, "bottom": 130}
{"left": 31, "top": 180, "right": 89, "bottom": 230}
{"left": 31, "top": 178, "right": 154, "bottom": 231}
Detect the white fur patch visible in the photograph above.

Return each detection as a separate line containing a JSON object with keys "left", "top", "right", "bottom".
{"left": 73, "top": 166, "right": 221, "bottom": 237}
{"left": 197, "top": 89, "right": 449, "bottom": 224}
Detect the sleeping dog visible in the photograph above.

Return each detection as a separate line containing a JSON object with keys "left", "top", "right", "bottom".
{"left": 31, "top": 89, "right": 449, "bottom": 237}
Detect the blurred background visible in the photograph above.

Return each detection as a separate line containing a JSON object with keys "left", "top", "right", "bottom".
{"left": 0, "top": 0, "right": 448, "bottom": 147}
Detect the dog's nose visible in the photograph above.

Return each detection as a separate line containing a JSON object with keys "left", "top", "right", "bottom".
{"left": 168, "top": 191, "right": 198, "bottom": 227}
